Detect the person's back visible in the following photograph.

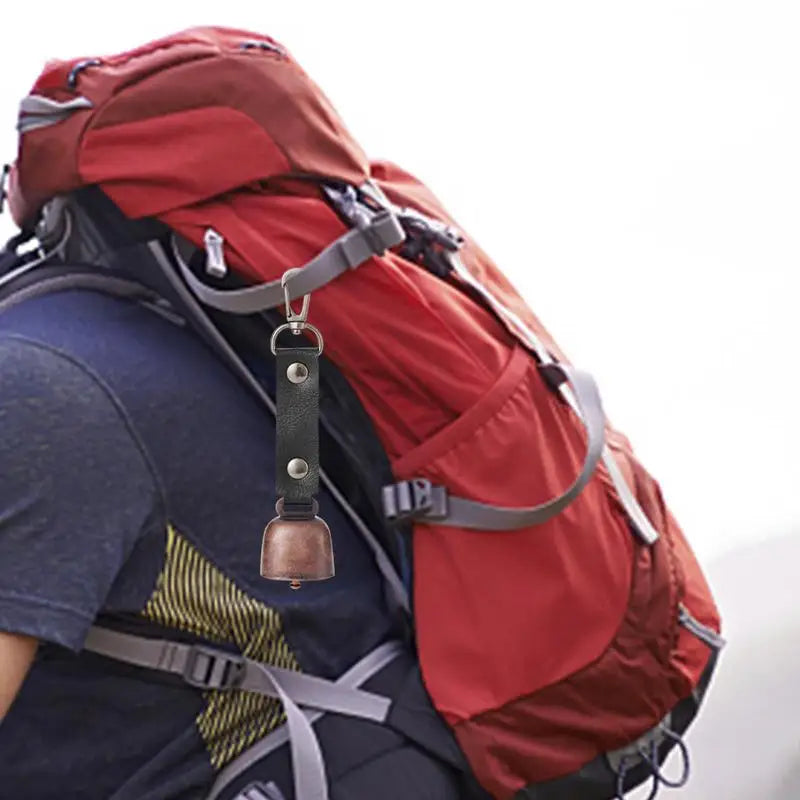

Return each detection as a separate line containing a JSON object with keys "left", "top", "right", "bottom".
{"left": 0, "top": 286, "right": 468, "bottom": 799}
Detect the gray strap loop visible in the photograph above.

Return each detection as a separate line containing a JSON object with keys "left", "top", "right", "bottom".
{"left": 599, "top": 446, "right": 660, "bottom": 545}
{"left": 444, "top": 250, "right": 660, "bottom": 544}
{"left": 242, "top": 662, "right": 391, "bottom": 722}
{"left": 383, "top": 363, "right": 605, "bottom": 530}
{"left": 171, "top": 210, "right": 405, "bottom": 316}
{"left": 18, "top": 94, "right": 93, "bottom": 133}
{"left": 207, "top": 641, "right": 404, "bottom": 800}
{"left": 19, "top": 94, "right": 93, "bottom": 115}
{"left": 251, "top": 665, "right": 329, "bottom": 800}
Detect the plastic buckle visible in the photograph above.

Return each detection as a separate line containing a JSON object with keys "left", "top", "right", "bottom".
{"left": 429, "top": 221, "right": 464, "bottom": 253}
{"left": 322, "top": 182, "right": 375, "bottom": 230}
{"left": 183, "top": 645, "right": 246, "bottom": 690}
{"left": 362, "top": 210, "right": 406, "bottom": 255}
{"left": 398, "top": 208, "right": 464, "bottom": 253}
{"left": 538, "top": 363, "right": 568, "bottom": 392}
{"left": 382, "top": 478, "right": 449, "bottom": 522}
{"left": 235, "top": 782, "right": 287, "bottom": 800}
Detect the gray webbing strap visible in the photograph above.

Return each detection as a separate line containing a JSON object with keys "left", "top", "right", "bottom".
{"left": 252, "top": 663, "right": 329, "bottom": 800}
{"left": 83, "top": 626, "right": 391, "bottom": 721}
{"left": 208, "top": 640, "right": 404, "bottom": 800}
{"left": 170, "top": 210, "right": 405, "bottom": 315}
{"left": 383, "top": 362, "right": 605, "bottom": 530}
{"left": 18, "top": 94, "right": 93, "bottom": 133}
{"left": 444, "top": 251, "right": 660, "bottom": 545}
{"left": 243, "top": 662, "right": 390, "bottom": 721}
{"left": 452, "top": 364, "right": 604, "bottom": 528}
{"left": 599, "top": 447, "right": 659, "bottom": 545}
{"left": 0, "top": 272, "right": 151, "bottom": 314}
{"left": 84, "top": 627, "right": 403, "bottom": 800}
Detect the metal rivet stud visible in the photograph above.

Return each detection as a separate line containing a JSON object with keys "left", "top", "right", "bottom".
{"left": 287, "top": 458, "right": 309, "bottom": 479}
{"left": 286, "top": 362, "right": 309, "bottom": 384}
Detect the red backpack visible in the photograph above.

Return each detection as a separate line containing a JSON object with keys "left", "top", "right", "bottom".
{"left": 5, "top": 27, "right": 723, "bottom": 800}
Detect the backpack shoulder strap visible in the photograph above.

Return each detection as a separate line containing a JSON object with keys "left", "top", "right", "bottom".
{"left": 0, "top": 267, "right": 154, "bottom": 314}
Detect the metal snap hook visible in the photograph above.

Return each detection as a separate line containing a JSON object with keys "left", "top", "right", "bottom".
{"left": 271, "top": 268, "right": 323, "bottom": 355}
{"left": 281, "top": 268, "right": 310, "bottom": 333}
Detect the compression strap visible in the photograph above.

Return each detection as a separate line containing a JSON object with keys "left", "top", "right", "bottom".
{"left": 84, "top": 626, "right": 403, "bottom": 800}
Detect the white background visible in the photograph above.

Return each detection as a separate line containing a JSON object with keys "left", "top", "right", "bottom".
{"left": 0, "top": 3, "right": 797, "bottom": 797}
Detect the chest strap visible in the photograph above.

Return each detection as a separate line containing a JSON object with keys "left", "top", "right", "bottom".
{"left": 83, "top": 626, "right": 402, "bottom": 800}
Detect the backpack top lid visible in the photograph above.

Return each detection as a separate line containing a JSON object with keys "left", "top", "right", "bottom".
{"left": 9, "top": 26, "right": 369, "bottom": 229}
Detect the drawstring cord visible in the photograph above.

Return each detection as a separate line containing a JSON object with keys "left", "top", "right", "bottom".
{"left": 614, "top": 722, "right": 690, "bottom": 799}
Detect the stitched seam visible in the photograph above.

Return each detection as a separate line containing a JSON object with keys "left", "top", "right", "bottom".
{"left": 0, "top": 590, "right": 95, "bottom": 621}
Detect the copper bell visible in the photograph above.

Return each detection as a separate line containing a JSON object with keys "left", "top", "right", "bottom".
{"left": 261, "top": 499, "right": 335, "bottom": 589}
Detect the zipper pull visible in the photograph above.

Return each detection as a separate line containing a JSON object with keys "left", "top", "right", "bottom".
{"left": 204, "top": 228, "right": 227, "bottom": 278}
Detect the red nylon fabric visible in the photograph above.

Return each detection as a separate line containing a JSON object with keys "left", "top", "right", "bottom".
{"left": 80, "top": 107, "right": 291, "bottom": 216}
{"left": 9, "top": 28, "right": 722, "bottom": 798}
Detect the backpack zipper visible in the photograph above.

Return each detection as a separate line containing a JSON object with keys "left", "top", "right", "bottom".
{"left": 240, "top": 40, "right": 287, "bottom": 58}
{"left": 204, "top": 228, "right": 228, "bottom": 278}
{"left": 678, "top": 604, "right": 726, "bottom": 650}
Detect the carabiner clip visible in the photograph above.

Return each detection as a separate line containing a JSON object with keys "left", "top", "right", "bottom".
{"left": 282, "top": 267, "right": 310, "bottom": 334}
{"left": 271, "top": 268, "right": 324, "bottom": 356}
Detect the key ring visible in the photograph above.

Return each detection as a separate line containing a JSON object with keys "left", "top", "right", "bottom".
{"left": 270, "top": 322, "right": 324, "bottom": 355}
{"left": 282, "top": 267, "right": 310, "bottom": 333}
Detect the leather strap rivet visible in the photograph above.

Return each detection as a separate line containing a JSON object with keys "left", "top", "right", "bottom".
{"left": 287, "top": 458, "right": 309, "bottom": 479}
{"left": 286, "top": 362, "right": 309, "bottom": 384}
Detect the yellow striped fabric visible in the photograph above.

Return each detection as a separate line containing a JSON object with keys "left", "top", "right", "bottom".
{"left": 142, "top": 526, "right": 300, "bottom": 768}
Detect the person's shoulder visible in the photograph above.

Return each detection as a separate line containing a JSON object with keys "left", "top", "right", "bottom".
{"left": 0, "top": 305, "right": 166, "bottom": 654}
{"left": 0, "top": 330, "right": 148, "bottom": 469}
{"left": 0, "top": 330, "right": 109, "bottom": 416}
{"left": 0, "top": 285, "right": 232, "bottom": 400}
{"left": 0, "top": 286, "right": 216, "bottom": 443}
{"left": 0, "top": 285, "right": 188, "bottom": 361}
{"left": 0, "top": 285, "right": 273, "bottom": 496}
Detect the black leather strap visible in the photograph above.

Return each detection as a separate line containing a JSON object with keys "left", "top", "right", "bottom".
{"left": 275, "top": 338, "right": 320, "bottom": 511}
